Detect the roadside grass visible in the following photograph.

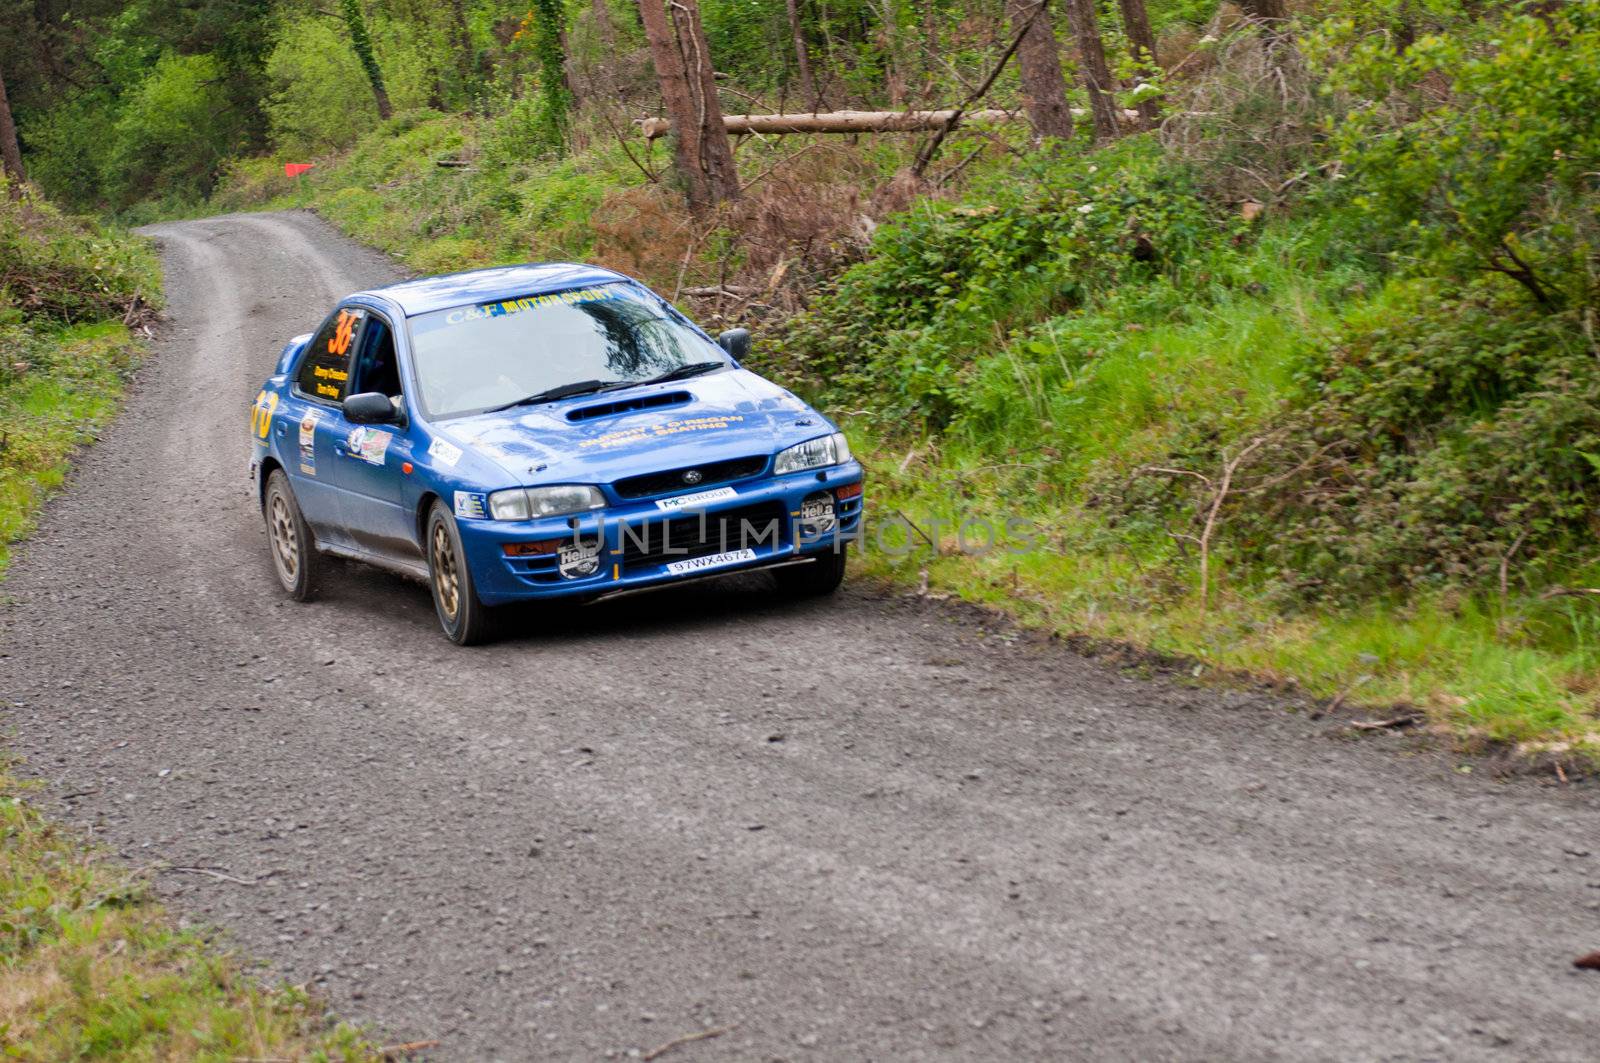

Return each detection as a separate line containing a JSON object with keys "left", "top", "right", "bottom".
{"left": 1, "top": 196, "right": 387, "bottom": 1060}
{"left": 855, "top": 519, "right": 1600, "bottom": 759}
{"left": 0, "top": 323, "right": 141, "bottom": 578}
{"left": 0, "top": 765, "right": 378, "bottom": 1061}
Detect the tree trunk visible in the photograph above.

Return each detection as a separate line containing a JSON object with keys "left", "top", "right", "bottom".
{"left": 340, "top": 0, "right": 393, "bottom": 120}
{"left": 1008, "top": 0, "right": 1073, "bottom": 142}
{"left": 873, "top": 0, "right": 908, "bottom": 106}
{"left": 0, "top": 60, "right": 24, "bottom": 198}
{"left": 1064, "top": 0, "right": 1118, "bottom": 141}
{"left": 447, "top": 0, "right": 477, "bottom": 99}
{"left": 637, "top": 0, "right": 739, "bottom": 208}
{"left": 784, "top": 0, "right": 818, "bottom": 109}
{"left": 673, "top": 0, "right": 740, "bottom": 203}
{"left": 638, "top": 0, "right": 703, "bottom": 203}
{"left": 593, "top": 0, "right": 618, "bottom": 51}
{"left": 1238, "top": 0, "right": 1287, "bottom": 21}
{"left": 1116, "top": 0, "right": 1160, "bottom": 128}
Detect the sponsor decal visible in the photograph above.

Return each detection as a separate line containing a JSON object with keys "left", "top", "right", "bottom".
{"left": 454, "top": 491, "right": 487, "bottom": 519}
{"left": 345, "top": 426, "right": 392, "bottom": 466}
{"left": 428, "top": 437, "right": 463, "bottom": 467}
{"left": 664, "top": 548, "right": 757, "bottom": 576}
{"left": 655, "top": 486, "right": 738, "bottom": 511}
{"left": 800, "top": 494, "right": 837, "bottom": 536}
{"left": 558, "top": 539, "right": 601, "bottom": 579}
{"left": 582, "top": 415, "right": 746, "bottom": 450}
{"left": 440, "top": 286, "right": 622, "bottom": 327}
{"left": 298, "top": 409, "right": 320, "bottom": 475}
{"left": 250, "top": 390, "right": 278, "bottom": 443}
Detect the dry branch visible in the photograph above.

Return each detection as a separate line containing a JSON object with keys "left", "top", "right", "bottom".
{"left": 642, "top": 1025, "right": 732, "bottom": 1060}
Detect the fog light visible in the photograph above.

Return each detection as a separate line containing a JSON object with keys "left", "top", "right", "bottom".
{"left": 799, "top": 491, "right": 836, "bottom": 537}
{"left": 558, "top": 539, "right": 602, "bottom": 578}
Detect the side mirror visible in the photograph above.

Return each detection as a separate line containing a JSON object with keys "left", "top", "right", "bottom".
{"left": 343, "top": 391, "right": 400, "bottom": 425}
{"left": 717, "top": 327, "right": 751, "bottom": 362}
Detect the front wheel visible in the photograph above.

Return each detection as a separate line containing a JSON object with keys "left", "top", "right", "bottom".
{"left": 426, "top": 501, "right": 495, "bottom": 645}
{"left": 775, "top": 544, "right": 848, "bottom": 598}
{"left": 263, "top": 468, "right": 320, "bottom": 601}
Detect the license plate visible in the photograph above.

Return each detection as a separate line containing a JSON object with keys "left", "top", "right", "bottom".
{"left": 655, "top": 486, "right": 738, "bottom": 511}
{"left": 665, "top": 548, "right": 757, "bottom": 576}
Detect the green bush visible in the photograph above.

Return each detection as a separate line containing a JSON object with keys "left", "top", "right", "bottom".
{"left": 0, "top": 197, "right": 158, "bottom": 327}
{"left": 775, "top": 139, "right": 1219, "bottom": 427}
{"left": 106, "top": 54, "right": 237, "bottom": 205}
{"left": 1225, "top": 282, "right": 1600, "bottom": 597}
{"left": 1316, "top": 2, "right": 1600, "bottom": 313}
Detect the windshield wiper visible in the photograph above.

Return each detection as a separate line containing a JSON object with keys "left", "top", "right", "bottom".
{"left": 633, "top": 361, "right": 726, "bottom": 386}
{"left": 484, "top": 378, "right": 616, "bottom": 412}
{"left": 483, "top": 362, "right": 726, "bottom": 413}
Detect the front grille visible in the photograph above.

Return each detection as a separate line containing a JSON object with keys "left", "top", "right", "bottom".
{"left": 618, "top": 501, "right": 787, "bottom": 570}
{"left": 612, "top": 455, "right": 768, "bottom": 500}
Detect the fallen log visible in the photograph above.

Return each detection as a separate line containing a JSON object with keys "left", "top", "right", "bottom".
{"left": 639, "top": 106, "right": 1145, "bottom": 139}
{"left": 640, "top": 109, "right": 1019, "bottom": 139}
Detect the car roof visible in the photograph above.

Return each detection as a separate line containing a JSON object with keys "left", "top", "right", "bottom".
{"left": 360, "top": 262, "right": 634, "bottom": 317}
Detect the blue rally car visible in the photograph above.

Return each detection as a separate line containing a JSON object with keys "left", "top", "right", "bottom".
{"left": 249, "top": 263, "right": 864, "bottom": 644}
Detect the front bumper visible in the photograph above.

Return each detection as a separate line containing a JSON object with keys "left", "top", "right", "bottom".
{"left": 457, "top": 461, "right": 865, "bottom": 605}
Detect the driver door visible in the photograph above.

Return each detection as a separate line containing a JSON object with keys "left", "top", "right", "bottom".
{"left": 283, "top": 307, "right": 362, "bottom": 549}
{"left": 327, "top": 309, "right": 420, "bottom": 561}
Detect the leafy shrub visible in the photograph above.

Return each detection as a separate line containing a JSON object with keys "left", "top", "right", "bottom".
{"left": 104, "top": 54, "right": 237, "bottom": 206}
{"left": 1239, "top": 283, "right": 1600, "bottom": 596}
{"left": 775, "top": 140, "right": 1218, "bottom": 427}
{"left": 0, "top": 196, "right": 157, "bottom": 327}
{"left": 1315, "top": 2, "right": 1600, "bottom": 313}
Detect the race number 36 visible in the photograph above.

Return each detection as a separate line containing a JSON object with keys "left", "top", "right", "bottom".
{"left": 251, "top": 390, "right": 279, "bottom": 440}
{"left": 329, "top": 309, "right": 357, "bottom": 356}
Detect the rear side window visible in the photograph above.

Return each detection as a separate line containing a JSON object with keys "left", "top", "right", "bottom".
{"left": 297, "top": 306, "right": 365, "bottom": 402}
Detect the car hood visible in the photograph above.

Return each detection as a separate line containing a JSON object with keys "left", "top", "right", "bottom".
{"left": 434, "top": 369, "right": 828, "bottom": 486}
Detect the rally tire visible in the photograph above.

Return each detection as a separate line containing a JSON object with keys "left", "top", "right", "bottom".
{"left": 263, "top": 468, "right": 320, "bottom": 601}
{"left": 775, "top": 544, "right": 848, "bottom": 598}
{"left": 426, "top": 501, "right": 495, "bottom": 646}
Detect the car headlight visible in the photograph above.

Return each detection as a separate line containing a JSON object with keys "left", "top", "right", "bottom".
{"left": 487, "top": 485, "right": 606, "bottom": 521}
{"left": 774, "top": 432, "right": 850, "bottom": 476}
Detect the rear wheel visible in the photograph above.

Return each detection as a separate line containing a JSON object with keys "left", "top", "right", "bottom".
{"left": 264, "top": 468, "right": 320, "bottom": 601}
{"left": 426, "top": 501, "right": 495, "bottom": 645}
{"left": 775, "top": 544, "right": 848, "bottom": 598}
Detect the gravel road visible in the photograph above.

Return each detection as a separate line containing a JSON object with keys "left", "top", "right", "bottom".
{"left": 2, "top": 210, "right": 1597, "bottom": 1061}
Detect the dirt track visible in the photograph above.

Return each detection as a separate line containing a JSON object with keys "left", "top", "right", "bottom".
{"left": 2, "top": 210, "right": 1597, "bottom": 1060}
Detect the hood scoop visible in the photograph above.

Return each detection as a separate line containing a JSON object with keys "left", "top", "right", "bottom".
{"left": 566, "top": 389, "right": 693, "bottom": 422}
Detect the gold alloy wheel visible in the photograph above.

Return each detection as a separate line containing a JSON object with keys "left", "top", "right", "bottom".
{"left": 431, "top": 523, "right": 460, "bottom": 622}
{"left": 268, "top": 491, "right": 298, "bottom": 582}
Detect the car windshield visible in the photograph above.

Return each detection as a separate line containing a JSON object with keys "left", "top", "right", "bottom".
{"left": 407, "top": 282, "right": 726, "bottom": 419}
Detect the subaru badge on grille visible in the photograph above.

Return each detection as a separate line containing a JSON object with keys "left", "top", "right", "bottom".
{"left": 682, "top": 469, "right": 703, "bottom": 484}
